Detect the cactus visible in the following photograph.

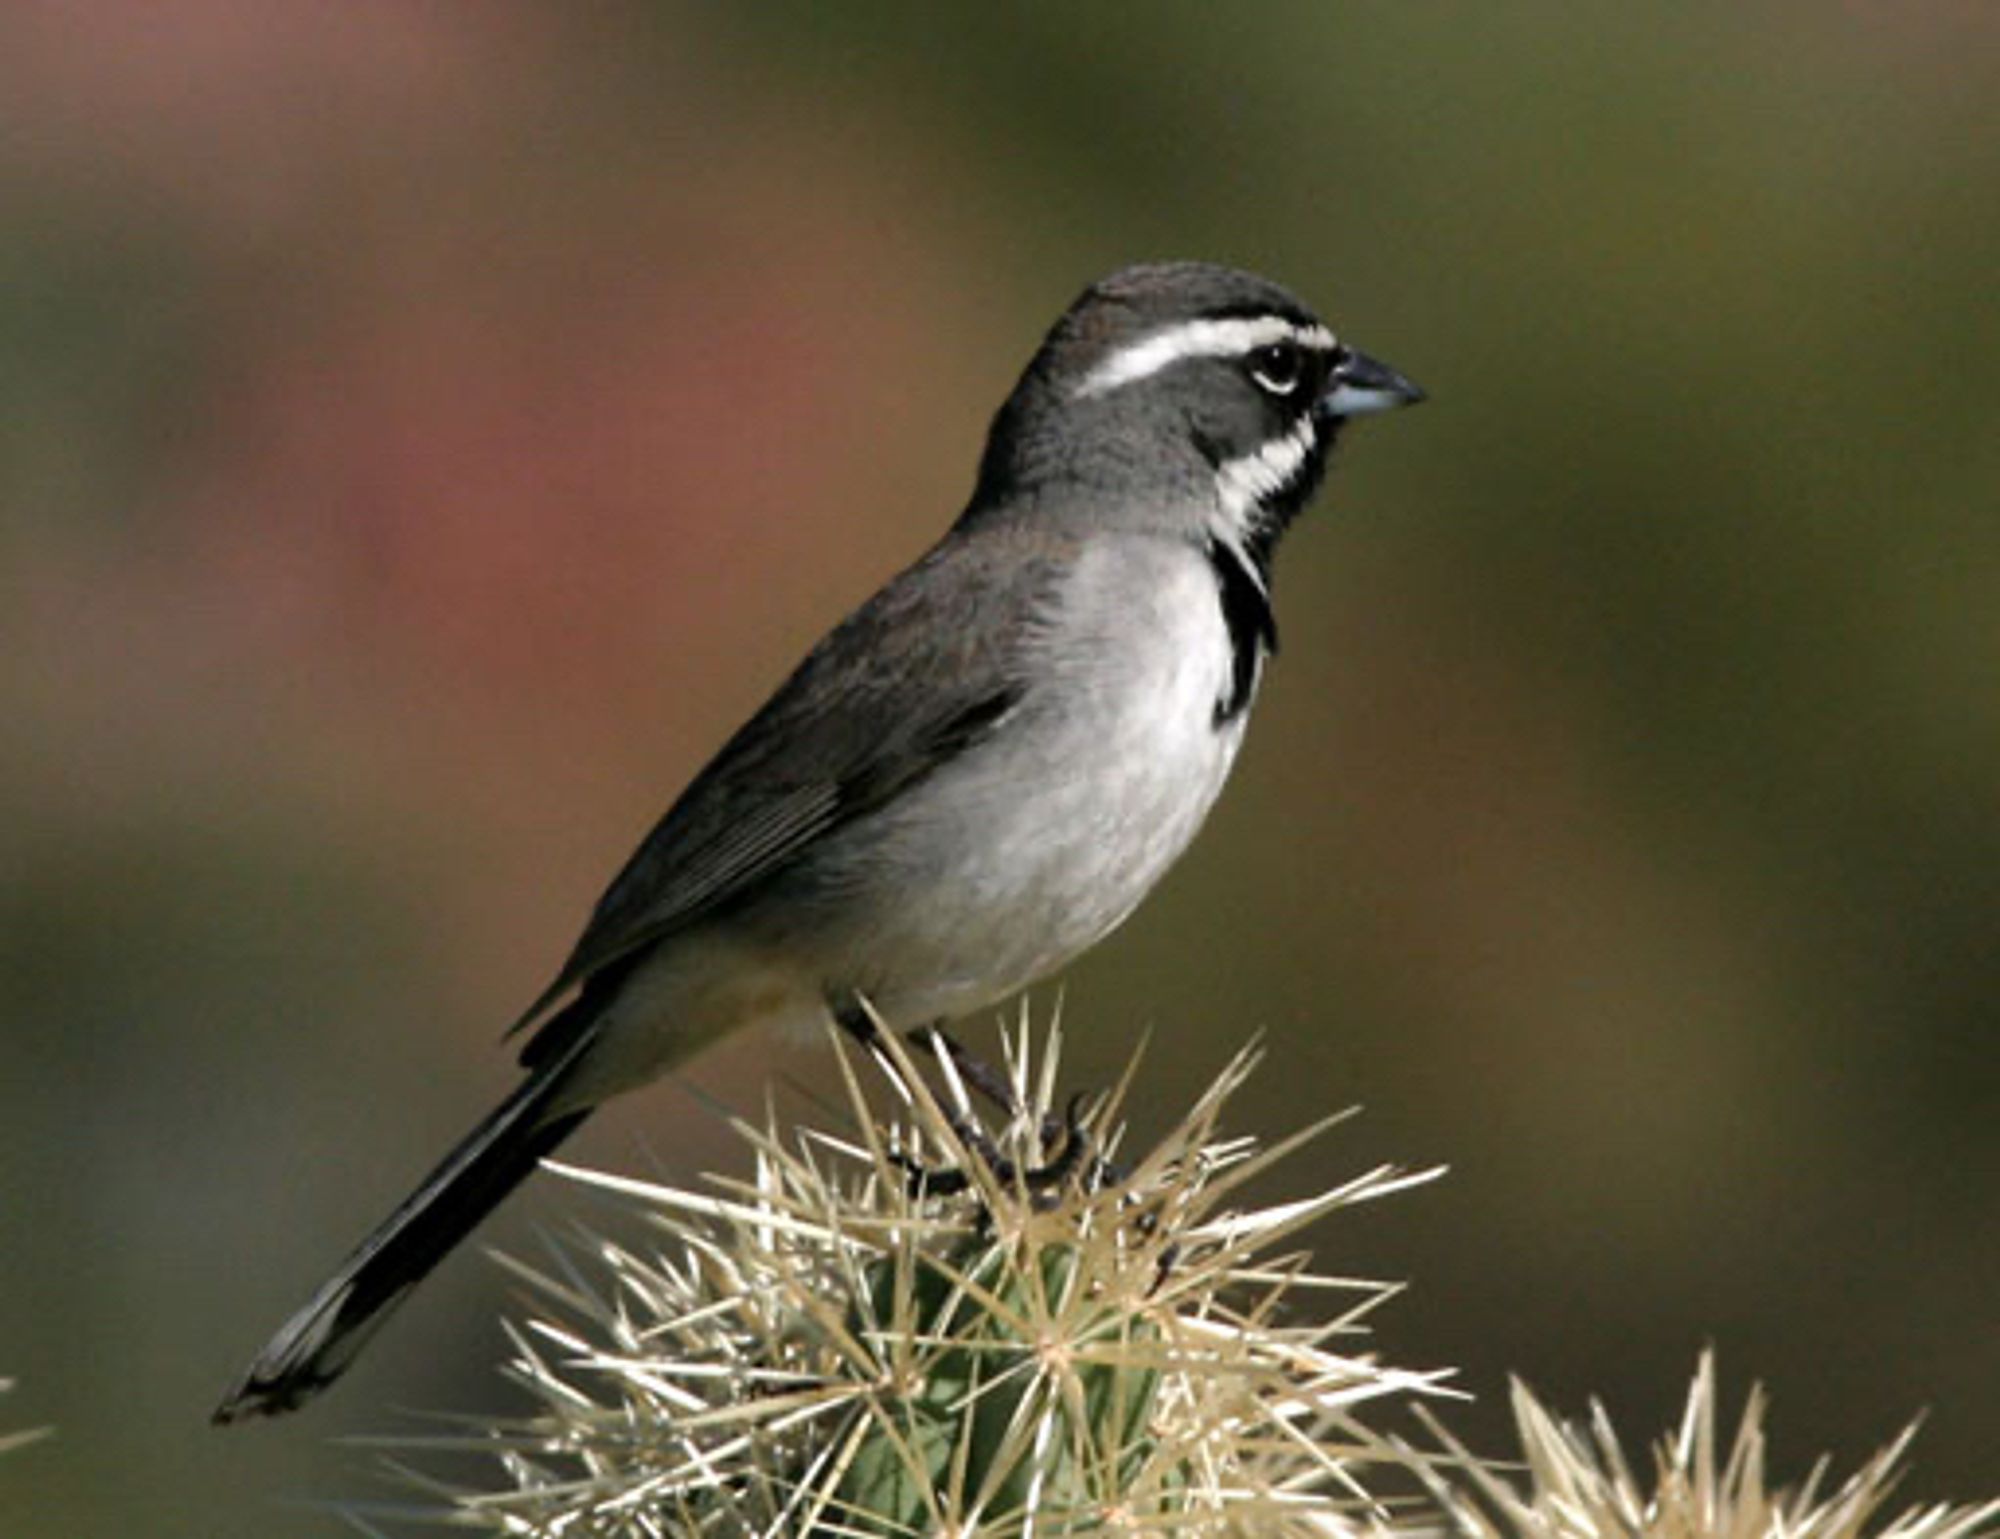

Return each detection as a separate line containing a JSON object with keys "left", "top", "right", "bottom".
{"left": 394, "top": 1017, "right": 1450, "bottom": 1535}
{"left": 1409, "top": 1352, "right": 2000, "bottom": 1539}
{"left": 0, "top": 1379, "right": 50, "bottom": 1457}
{"left": 364, "top": 1020, "right": 2000, "bottom": 1539}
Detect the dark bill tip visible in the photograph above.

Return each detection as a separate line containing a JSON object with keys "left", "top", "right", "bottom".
{"left": 1319, "top": 347, "right": 1424, "bottom": 418}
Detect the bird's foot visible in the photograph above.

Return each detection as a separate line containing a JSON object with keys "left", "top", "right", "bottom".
{"left": 891, "top": 1090, "right": 1109, "bottom": 1203}
{"left": 836, "top": 1008, "right": 1120, "bottom": 1201}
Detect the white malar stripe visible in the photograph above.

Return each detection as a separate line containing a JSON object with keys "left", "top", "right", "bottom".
{"left": 1214, "top": 415, "right": 1318, "bottom": 524}
{"left": 1075, "top": 316, "right": 1337, "bottom": 397}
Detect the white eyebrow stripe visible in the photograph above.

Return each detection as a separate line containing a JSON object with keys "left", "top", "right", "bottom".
{"left": 1074, "top": 316, "right": 1337, "bottom": 397}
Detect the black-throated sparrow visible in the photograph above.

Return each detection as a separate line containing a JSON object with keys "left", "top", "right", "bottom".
{"left": 214, "top": 261, "right": 1422, "bottom": 1422}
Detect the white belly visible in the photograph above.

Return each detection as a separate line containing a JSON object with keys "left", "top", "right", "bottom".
{"left": 841, "top": 537, "right": 1251, "bottom": 1021}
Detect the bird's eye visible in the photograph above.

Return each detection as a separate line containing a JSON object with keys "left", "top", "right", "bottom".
{"left": 1248, "top": 341, "right": 1304, "bottom": 396}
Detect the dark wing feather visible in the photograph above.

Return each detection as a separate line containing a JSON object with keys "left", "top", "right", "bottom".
{"left": 509, "top": 530, "right": 1063, "bottom": 1060}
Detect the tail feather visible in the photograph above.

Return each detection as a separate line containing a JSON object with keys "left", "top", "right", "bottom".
{"left": 213, "top": 1052, "right": 592, "bottom": 1424}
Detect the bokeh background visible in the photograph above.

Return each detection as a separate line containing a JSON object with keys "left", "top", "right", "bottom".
{"left": 3, "top": 4, "right": 1995, "bottom": 1532}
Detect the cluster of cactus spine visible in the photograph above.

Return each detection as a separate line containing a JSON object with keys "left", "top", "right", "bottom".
{"left": 0, "top": 1378, "right": 50, "bottom": 1458}
{"left": 381, "top": 1018, "right": 1447, "bottom": 1535}
{"left": 365, "top": 1016, "right": 2000, "bottom": 1539}
{"left": 1410, "top": 1352, "right": 2000, "bottom": 1539}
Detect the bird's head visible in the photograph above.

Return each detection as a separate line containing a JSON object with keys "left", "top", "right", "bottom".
{"left": 971, "top": 262, "right": 1422, "bottom": 563}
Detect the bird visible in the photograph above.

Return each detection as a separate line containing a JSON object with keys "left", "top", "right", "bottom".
{"left": 212, "top": 260, "right": 1422, "bottom": 1423}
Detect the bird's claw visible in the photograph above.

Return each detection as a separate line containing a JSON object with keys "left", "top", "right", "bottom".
{"left": 892, "top": 1090, "right": 1118, "bottom": 1203}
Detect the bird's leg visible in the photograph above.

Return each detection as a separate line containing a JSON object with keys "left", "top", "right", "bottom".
{"left": 834, "top": 1004, "right": 1109, "bottom": 1197}
{"left": 907, "top": 1023, "right": 1014, "bottom": 1115}
{"left": 908, "top": 1023, "right": 1116, "bottom": 1186}
{"left": 833, "top": 999, "right": 883, "bottom": 1051}
{"left": 892, "top": 1090, "right": 1101, "bottom": 1204}
{"left": 905, "top": 1024, "right": 1050, "bottom": 1134}
{"left": 907, "top": 1030, "right": 1123, "bottom": 1192}
{"left": 832, "top": 1004, "right": 1011, "bottom": 1190}
{"left": 904, "top": 1022, "right": 1033, "bottom": 1191}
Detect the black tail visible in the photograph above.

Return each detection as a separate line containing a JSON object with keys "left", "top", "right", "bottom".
{"left": 212, "top": 1049, "right": 592, "bottom": 1423}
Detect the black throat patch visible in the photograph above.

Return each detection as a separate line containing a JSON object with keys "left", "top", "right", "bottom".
{"left": 1205, "top": 536, "right": 1278, "bottom": 726}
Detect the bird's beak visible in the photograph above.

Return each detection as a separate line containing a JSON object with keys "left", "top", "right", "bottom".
{"left": 1319, "top": 347, "right": 1425, "bottom": 419}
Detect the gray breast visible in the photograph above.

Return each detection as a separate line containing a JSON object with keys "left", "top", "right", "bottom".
{"left": 796, "top": 535, "right": 1251, "bottom": 1023}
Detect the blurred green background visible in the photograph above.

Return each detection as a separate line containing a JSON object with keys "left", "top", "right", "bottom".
{"left": 3, "top": 4, "right": 1995, "bottom": 1531}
